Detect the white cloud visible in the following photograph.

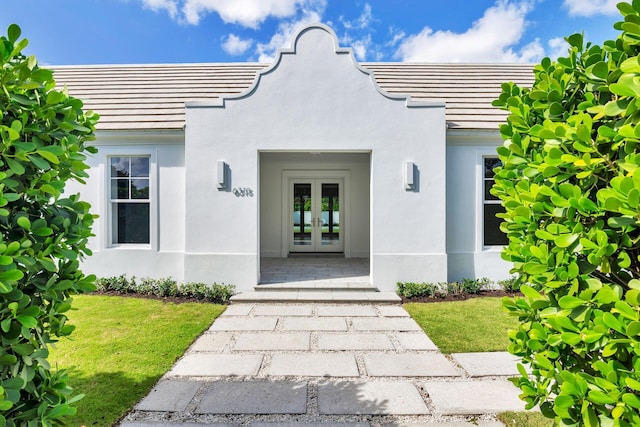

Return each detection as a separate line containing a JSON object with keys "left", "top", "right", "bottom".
{"left": 140, "top": 0, "right": 321, "bottom": 28}
{"left": 254, "top": 2, "right": 325, "bottom": 62}
{"left": 335, "top": 3, "right": 377, "bottom": 61}
{"left": 182, "top": 0, "right": 301, "bottom": 27}
{"left": 141, "top": 0, "right": 178, "bottom": 18}
{"left": 386, "top": 27, "right": 406, "bottom": 48}
{"left": 396, "top": 0, "right": 539, "bottom": 63}
{"left": 339, "top": 3, "right": 373, "bottom": 30}
{"left": 221, "top": 34, "right": 254, "bottom": 55}
{"left": 351, "top": 34, "right": 372, "bottom": 60}
{"left": 548, "top": 37, "right": 569, "bottom": 59}
{"left": 518, "top": 39, "right": 545, "bottom": 63}
{"left": 563, "top": 0, "right": 618, "bottom": 17}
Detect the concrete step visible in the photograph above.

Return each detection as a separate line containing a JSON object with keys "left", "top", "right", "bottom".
{"left": 230, "top": 290, "right": 401, "bottom": 304}
{"left": 255, "top": 283, "right": 378, "bottom": 292}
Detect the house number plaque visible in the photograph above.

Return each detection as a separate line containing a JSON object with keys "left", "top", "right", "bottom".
{"left": 232, "top": 187, "right": 254, "bottom": 197}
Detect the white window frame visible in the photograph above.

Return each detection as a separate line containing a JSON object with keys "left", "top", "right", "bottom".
{"left": 475, "top": 151, "right": 506, "bottom": 251}
{"left": 103, "top": 147, "right": 158, "bottom": 250}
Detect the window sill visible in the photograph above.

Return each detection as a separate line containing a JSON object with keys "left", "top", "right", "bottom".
{"left": 108, "top": 244, "right": 153, "bottom": 250}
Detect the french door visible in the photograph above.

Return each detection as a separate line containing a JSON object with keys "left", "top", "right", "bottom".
{"left": 290, "top": 179, "right": 343, "bottom": 253}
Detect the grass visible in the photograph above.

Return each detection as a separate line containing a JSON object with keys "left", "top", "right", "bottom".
{"left": 405, "top": 297, "right": 551, "bottom": 427}
{"left": 404, "top": 297, "right": 518, "bottom": 353}
{"left": 498, "top": 411, "right": 553, "bottom": 427}
{"left": 48, "top": 294, "right": 226, "bottom": 427}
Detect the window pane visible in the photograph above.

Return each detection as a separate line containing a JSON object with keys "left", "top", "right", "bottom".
{"left": 131, "top": 179, "right": 149, "bottom": 199}
{"left": 484, "top": 204, "right": 508, "bottom": 246}
{"left": 111, "top": 157, "right": 130, "bottom": 177}
{"left": 484, "top": 179, "right": 499, "bottom": 200}
{"left": 111, "top": 179, "right": 129, "bottom": 199}
{"left": 114, "top": 203, "right": 150, "bottom": 244}
{"left": 131, "top": 157, "right": 150, "bottom": 177}
{"left": 484, "top": 158, "right": 502, "bottom": 178}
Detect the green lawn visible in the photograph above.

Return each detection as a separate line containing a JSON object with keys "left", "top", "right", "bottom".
{"left": 404, "top": 297, "right": 553, "bottom": 427}
{"left": 404, "top": 297, "right": 518, "bottom": 353}
{"left": 498, "top": 411, "right": 553, "bottom": 427}
{"left": 48, "top": 295, "right": 226, "bottom": 427}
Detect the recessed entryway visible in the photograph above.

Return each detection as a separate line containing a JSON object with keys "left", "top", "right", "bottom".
{"left": 259, "top": 152, "right": 371, "bottom": 286}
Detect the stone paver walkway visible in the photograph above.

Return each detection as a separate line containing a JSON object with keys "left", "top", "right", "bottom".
{"left": 120, "top": 304, "right": 527, "bottom": 427}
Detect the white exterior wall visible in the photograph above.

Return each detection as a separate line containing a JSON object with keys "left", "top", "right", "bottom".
{"left": 64, "top": 25, "right": 515, "bottom": 290}
{"left": 184, "top": 25, "right": 447, "bottom": 291}
{"left": 67, "top": 131, "right": 186, "bottom": 280}
{"left": 446, "top": 131, "right": 512, "bottom": 282}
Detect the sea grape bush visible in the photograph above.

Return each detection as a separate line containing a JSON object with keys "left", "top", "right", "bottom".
{"left": 492, "top": 2, "right": 640, "bottom": 425}
{"left": 0, "top": 25, "right": 98, "bottom": 425}
{"left": 95, "top": 275, "right": 236, "bottom": 303}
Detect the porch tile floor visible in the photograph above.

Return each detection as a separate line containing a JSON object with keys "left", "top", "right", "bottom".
{"left": 121, "top": 304, "right": 528, "bottom": 427}
{"left": 258, "top": 257, "right": 370, "bottom": 285}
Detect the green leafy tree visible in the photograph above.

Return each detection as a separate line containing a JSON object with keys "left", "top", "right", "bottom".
{"left": 493, "top": 2, "right": 640, "bottom": 425}
{"left": 0, "top": 25, "right": 98, "bottom": 425}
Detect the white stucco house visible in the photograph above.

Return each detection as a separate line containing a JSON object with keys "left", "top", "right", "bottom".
{"left": 58, "top": 24, "right": 533, "bottom": 292}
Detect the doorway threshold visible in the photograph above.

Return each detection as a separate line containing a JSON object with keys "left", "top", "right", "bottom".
{"left": 288, "top": 252, "right": 344, "bottom": 258}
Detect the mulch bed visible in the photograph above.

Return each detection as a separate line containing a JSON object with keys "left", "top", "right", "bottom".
{"left": 93, "top": 289, "right": 522, "bottom": 305}
{"left": 401, "top": 289, "right": 522, "bottom": 303}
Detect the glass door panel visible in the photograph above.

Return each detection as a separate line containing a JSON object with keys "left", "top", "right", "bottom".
{"left": 289, "top": 179, "right": 343, "bottom": 253}
{"left": 292, "top": 183, "right": 312, "bottom": 247}
{"left": 321, "top": 183, "right": 339, "bottom": 246}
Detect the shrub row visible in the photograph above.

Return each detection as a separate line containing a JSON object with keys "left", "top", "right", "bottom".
{"left": 94, "top": 275, "right": 235, "bottom": 303}
{"left": 397, "top": 276, "right": 519, "bottom": 298}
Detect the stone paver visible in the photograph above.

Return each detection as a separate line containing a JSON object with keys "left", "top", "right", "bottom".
{"left": 317, "top": 333, "right": 394, "bottom": 350}
{"left": 191, "top": 333, "right": 233, "bottom": 352}
{"left": 252, "top": 423, "right": 369, "bottom": 427}
{"left": 253, "top": 305, "right": 313, "bottom": 316}
{"left": 423, "top": 380, "right": 526, "bottom": 414}
{"left": 351, "top": 317, "right": 422, "bottom": 331}
{"left": 281, "top": 317, "right": 347, "bottom": 331}
{"left": 451, "top": 351, "right": 521, "bottom": 377}
{"left": 220, "top": 305, "right": 254, "bottom": 316}
{"left": 127, "top": 301, "right": 525, "bottom": 424}
{"left": 196, "top": 381, "right": 307, "bottom": 414}
{"left": 385, "top": 423, "right": 504, "bottom": 427}
{"left": 317, "top": 305, "right": 377, "bottom": 317}
{"left": 318, "top": 381, "right": 430, "bottom": 415}
{"left": 268, "top": 353, "right": 359, "bottom": 377}
{"left": 395, "top": 333, "right": 438, "bottom": 351}
{"left": 209, "top": 317, "right": 278, "bottom": 331}
{"left": 376, "top": 305, "right": 409, "bottom": 317}
{"left": 363, "top": 353, "right": 460, "bottom": 377}
{"left": 168, "top": 354, "right": 263, "bottom": 377}
{"left": 234, "top": 332, "right": 310, "bottom": 351}
{"left": 121, "top": 423, "right": 236, "bottom": 427}
{"left": 135, "top": 380, "right": 201, "bottom": 411}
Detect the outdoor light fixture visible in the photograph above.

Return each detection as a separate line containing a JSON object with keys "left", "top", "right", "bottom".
{"left": 217, "top": 160, "right": 228, "bottom": 190}
{"left": 404, "top": 161, "right": 415, "bottom": 190}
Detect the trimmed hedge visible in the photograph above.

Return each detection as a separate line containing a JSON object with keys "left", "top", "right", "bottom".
{"left": 95, "top": 275, "right": 235, "bottom": 303}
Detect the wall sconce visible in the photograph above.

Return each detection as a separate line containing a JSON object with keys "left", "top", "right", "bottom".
{"left": 217, "top": 160, "right": 229, "bottom": 190}
{"left": 404, "top": 161, "right": 415, "bottom": 190}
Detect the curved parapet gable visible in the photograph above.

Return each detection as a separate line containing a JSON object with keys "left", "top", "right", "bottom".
{"left": 186, "top": 23, "right": 444, "bottom": 109}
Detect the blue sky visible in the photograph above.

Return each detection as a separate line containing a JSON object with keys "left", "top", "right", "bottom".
{"left": 0, "top": 0, "right": 624, "bottom": 65}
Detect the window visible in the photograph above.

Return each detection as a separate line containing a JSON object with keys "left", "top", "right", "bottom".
{"left": 110, "top": 156, "right": 150, "bottom": 244}
{"left": 483, "top": 157, "right": 508, "bottom": 246}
